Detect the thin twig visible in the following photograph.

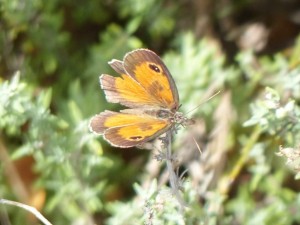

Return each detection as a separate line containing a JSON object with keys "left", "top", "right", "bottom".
{"left": 0, "top": 199, "right": 52, "bottom": 225}
{"left": 165, "top": 131, "right": 188, "bottom": 211}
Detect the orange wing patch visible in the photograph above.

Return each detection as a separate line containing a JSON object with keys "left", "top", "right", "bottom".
{"left": 101, "top": 73, "right": 160, "bottom": 108}
{"left": 89, "top": 110, "right": 170, "bottom": 147}
{"left": 133, "top": 62, "right": 174, "bottom": 108}
{"left": 104, "top": 121, "right": 169, "bottom": 147}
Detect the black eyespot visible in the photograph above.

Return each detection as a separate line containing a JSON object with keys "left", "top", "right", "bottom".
{"left": 149, "top": 64, "right": 160, "bottom": 73}
{"left": 129, "top": 136, "right": 143, "bottom": 140}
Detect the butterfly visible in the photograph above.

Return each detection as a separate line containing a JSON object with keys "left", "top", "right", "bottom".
{"left": 89, "top": 49, "right": 194, "bottom": 148}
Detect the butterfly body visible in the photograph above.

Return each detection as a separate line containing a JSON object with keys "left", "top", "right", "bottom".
{"left": 89, "top": 49, "right": 193, "bottom": 148}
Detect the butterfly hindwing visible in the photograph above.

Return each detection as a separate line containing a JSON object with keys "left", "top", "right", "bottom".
{"left": 89, "top": 110, "right": 170, "bottom": 148}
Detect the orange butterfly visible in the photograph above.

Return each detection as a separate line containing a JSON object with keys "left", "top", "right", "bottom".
{"left": 89, "top": 49, "right": 193, "bottom": 148}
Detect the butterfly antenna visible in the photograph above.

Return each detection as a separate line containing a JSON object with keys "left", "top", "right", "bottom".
{"left": 185, "top": 90, "right": 221, "bottom": 115}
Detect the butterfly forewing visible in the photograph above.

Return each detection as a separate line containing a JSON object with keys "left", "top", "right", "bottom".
{"left": 123, "top": 49, "right": 179, "bottom": 110}
{"left": 100, "top": 57, "right": 170, "bottom": 108}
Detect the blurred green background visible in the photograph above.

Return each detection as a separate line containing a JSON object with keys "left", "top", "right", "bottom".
{"left": 1, "top": 0, "right": 300, "bottom": 224}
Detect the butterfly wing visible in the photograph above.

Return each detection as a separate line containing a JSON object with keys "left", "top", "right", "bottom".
{"left": 100, "top": 49, "right": 179, "bottom": 110}
{"left": 89, "top": 110, "right": 170, "bottom": 148}
{"left": 123, "top": 49, "right": 179, "bottom": 110}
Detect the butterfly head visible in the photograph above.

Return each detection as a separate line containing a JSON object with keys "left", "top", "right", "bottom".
{"left": 155, "top": 109, "right": 194, "bottom": 127}
{"left": 172, "top": 111, "right": 195, "bottom": 127}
